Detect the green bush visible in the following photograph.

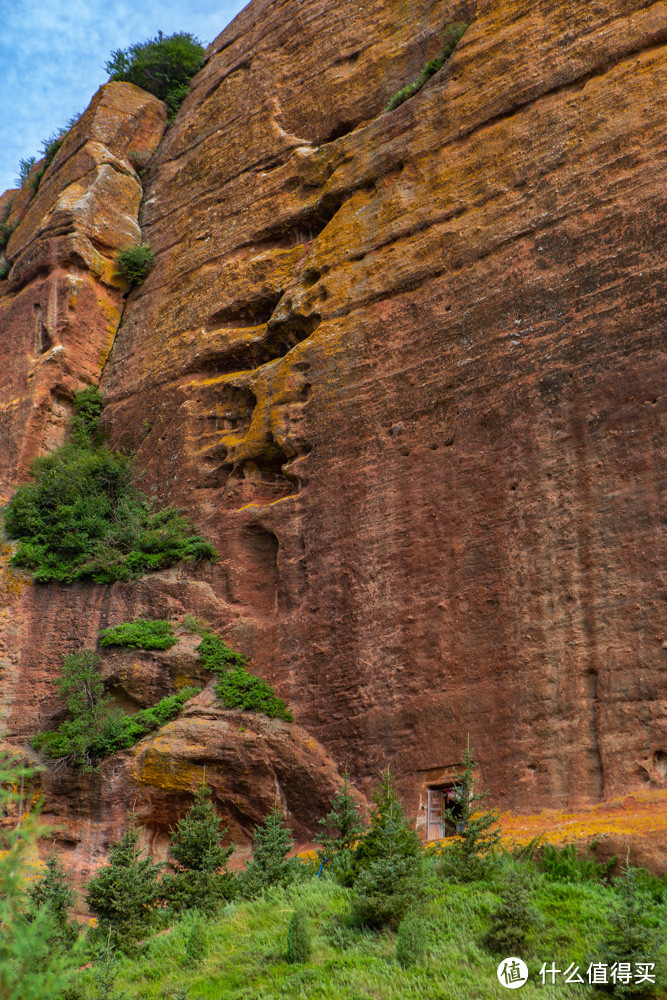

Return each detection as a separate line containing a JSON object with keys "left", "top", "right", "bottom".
{"left": 86, "top": 820, "right": 164, "bottom": 952}
{"left": 0, "top": 753, "right": 82, "bottom": 999}
{"left": 215, "top": 669, "right": 292, "bottom": 721}
{"left": 481, "top": 869, "right": 537, "bottom": 956}
{"left": 115, "top": 244, "right": 155, "bottom": 285}
{"left": 29, "top": 850, "right": 79, "bottom": 950}
{"left": 3, "top": 386, "right": 217, "bottom": 584}
{"left": 286, "top": 909, "right": 311, "bottom": 964}
{"left": 386, "top": 21, "right": 469, "bottom": 112}
{"left": 593, "top": 866, "right": 663, "bottom": 998}
{"left": 165, "top": 785, "right": 236, "bottom": 915}
{"left": 99, "top": 619, "right": 178, "bottom": 651}
{"left": 105, "top": 31, "right": 204, "bottom": 119}
{"left": 16, "top": 156, "right": 36, "bottom": 187}
{"left": 538, "top": 843, "right": 617, "bottom": 884}
{"left": 192, "top": 628, "right": 293, "bottom": 722}
{"left": 32, "top": 645, "right": 200, "bottom": 769}
{"left": 396, "top": 913, "right": 428, "bottom": 968}
{"left": 0, "top": 213, "right": 14, "bottom": 253}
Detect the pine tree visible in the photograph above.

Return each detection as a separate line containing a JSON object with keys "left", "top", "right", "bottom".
{"left": 241, "top": 805, "right": 296, "bottom": 896}
{"left": 352, "top": 768, "right": 421, "bottom": 872}
{"left": 85, "top": 819, "right": 163, "bottom": 951}
{"left": 286, "top": 908, "right": 311, "bottom": 963}
{"left": 90, "top": 933, "right": 127, "bottom": 1000}
{"left": 595, "top": 864, "right": 661, "bottom": 998}
{"left": 29, "top": 848, "right": 78, "bottom": 948}
{"left": 350, "top": 769, "right": 424, "bottom": 929}
{"left": 314, "top": 773, "right": 365, "bottom": 866}
{"left": 442, "top": 738, "right": 500, "bottom": 879}
{"left": 165, "top": 785, "right": 235, "bottom": 914}
{"left": 0, "top": 751, "right": 74, "bottom": 999}
{"left": 482, "top": 869, "right": 536, "bottom": 956}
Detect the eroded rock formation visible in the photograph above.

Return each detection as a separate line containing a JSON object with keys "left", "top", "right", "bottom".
{"left": 0, "top": 0, "right": 665, "bottom": 871}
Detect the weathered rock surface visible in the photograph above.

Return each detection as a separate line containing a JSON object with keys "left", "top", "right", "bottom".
{"left": 1, "top": 0, "right": 665, "bottom": 866}
{"left": 0, "top": 82, "right": 166, "bottom": 500}
{"left": 36, "top": 681, "right": 351, "bottom": 885}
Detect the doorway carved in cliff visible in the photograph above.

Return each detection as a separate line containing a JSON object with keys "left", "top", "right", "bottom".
{"left": 426, "top": 784, "right": 464, "bottom": 841}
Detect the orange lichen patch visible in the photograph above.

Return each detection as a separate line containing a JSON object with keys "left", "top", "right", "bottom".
{"left": 173, "top": 674, "right": 202, "bottom": 691}
{"left": 0, "top": 541, "right": 28, "bottom": 597}
{"left": 134, "top": 747, "right": 206, "bottom": 791}
{"left": 495, "top": 790, "right": 667, "bottom": 849}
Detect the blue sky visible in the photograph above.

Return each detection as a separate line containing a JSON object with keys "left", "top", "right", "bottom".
{"left": 0, "top": 0, "right": 247, "bottom": 194}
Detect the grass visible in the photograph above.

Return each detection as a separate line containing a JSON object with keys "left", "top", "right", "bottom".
{"left": 68, "top": 858, "right": 666, "bottom": 999}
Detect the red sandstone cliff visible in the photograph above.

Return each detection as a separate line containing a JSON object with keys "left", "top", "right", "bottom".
{"left": 0, "top": 0, "right": 665, "bottom": 873}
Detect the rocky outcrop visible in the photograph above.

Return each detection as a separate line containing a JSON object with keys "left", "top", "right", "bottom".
{"left": 0, "top": 82, "right": 166, "bottom": 500}
{"left": 0, "top": 0, "right": 665, "bottom": 866}
{"left": 38, "top": 677, "right": 352, "bottom": 884}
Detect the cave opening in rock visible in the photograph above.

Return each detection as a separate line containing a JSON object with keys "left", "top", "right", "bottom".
{"left": 426, "top": 784, "right": 464, "bottom": 840}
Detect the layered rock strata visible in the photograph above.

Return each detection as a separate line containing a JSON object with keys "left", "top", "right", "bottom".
{"left": 0, "top": 0, "right": 665, "bottom": 864}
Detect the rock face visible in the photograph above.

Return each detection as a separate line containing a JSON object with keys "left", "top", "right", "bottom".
{"left": 0, "top": 0, "right": 665, "bottom": 866}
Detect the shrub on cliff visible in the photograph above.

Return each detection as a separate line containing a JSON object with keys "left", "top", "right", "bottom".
{"left": 3, "top": 386, "right": 217, "bottom": 584}
{"left": 32, "top": 647, "right": 200, "bottom": 770}
{"left": 386, "top": 21, "right": 469, "bottom": 112}
{"left": 115, "top": 244, "right": 155, "bottom": 285}
{"left": 98, "top": 618, "right": 178, "bottom": 651}
{"left": 189, "top": 625, "right": 293, "bottom": 722}
{"left": 105, "top": 31, "right": 204, "bottom": 119}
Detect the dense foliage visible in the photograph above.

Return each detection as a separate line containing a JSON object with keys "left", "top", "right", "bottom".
{"left": 98, "top": 618, "right": 178, "bottom": 650}
{"left": 32, "top": 646, "right": 200, "bottom": 769}
{"left": 386, "top": 21, "right": 469, "bottom": 112}
{"left": 115, "top": 244, "right": 155, "bottom": 284}
{"left": 105, "top": 31, "right": 205, "bottom": 119}
{"left": 0, "top": 753, "right": 78, "bottom": 998}
{"left": 28, "top": 850, "right": 79, "bottom": 950}
{"left": 86, "top": 820, "right": 164, "bottom": 951}
{"left": 5, "top": 755, "right": 666, "bottom": 999}
{"left": 241, "top": 806, "right": 299, "bottom": 897}
{"left": 349, "top": 771, "right": 424, "bottom": 930}
{"left": 191, "top": 625, "right": 293, "bottom": 722}
{"left": 165, "top": 785, "right": 236, "bottom": 914}
{"left": 437, "top": 739, "right": 501, "bottom": 880}
{"left": 314, "top": 772, "right": 365, "bottom": 882}
{"left": 3, "top": 386, "right": 217, "bottom": 584}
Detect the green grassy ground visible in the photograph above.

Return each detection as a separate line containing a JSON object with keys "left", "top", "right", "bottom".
{"left": 73, "top": 863, "right": 666, "bottom": 1000}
